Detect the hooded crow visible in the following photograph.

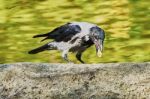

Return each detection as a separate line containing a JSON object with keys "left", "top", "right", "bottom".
{"left": 28, "top": 22, "right": 105, "bottom": 63}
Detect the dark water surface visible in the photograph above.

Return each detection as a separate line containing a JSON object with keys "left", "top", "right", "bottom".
{"left": 0, "top": 0, "right": 149, "bottom": 63}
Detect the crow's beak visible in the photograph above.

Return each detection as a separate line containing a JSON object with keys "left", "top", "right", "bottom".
{"left": 94, "top": 39, "right": 103, "bottom": 57}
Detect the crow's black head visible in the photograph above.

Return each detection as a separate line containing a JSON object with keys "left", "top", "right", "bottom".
{"left": 89, "top": 26, "right": 105, "bottom": 57}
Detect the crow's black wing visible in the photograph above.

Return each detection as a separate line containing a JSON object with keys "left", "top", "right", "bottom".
{"left": 33, "top": 23, "right": 81, "bottom": 42}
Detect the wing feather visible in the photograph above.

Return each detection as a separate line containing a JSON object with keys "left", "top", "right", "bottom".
{"left": 34, "top": 23, "right": 81, "bottom": 42}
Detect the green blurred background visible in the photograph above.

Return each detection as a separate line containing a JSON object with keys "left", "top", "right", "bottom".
{"left": 0, "top": 0, "right": 149, "bottom": 63}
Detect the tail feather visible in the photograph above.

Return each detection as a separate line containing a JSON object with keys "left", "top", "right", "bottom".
{"left": 28, "top": 44, "right": 49, "bottom": 54}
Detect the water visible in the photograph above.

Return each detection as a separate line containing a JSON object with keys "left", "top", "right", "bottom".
{"left": 0, "top": 0, "right": 149, "bottom": 63}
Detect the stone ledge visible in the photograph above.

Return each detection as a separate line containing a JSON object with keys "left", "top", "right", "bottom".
{"left": 0, "top": 62, "right": 150, "bottom": 99}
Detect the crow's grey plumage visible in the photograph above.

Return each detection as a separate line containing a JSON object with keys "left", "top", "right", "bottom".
{"left": 28, "top": 22, "right": 105, "bottom": 63}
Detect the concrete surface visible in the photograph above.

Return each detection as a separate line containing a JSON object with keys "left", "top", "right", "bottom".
{"left": 0, "top": 62, "right": 150, "bottom": 99}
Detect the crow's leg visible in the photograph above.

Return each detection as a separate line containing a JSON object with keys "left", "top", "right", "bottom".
{"left": 62, "top": 50, "right": 73, "bottom": 63}
{"left": 76, "top": 52, "right": 85, "bottom": 64}
{"left": 76, "top": 45, "right": 92, "bottom": 63}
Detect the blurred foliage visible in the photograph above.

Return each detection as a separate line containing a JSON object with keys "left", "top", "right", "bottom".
{"left": 0, "top": 0, "right": 149, "bottom": 63}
